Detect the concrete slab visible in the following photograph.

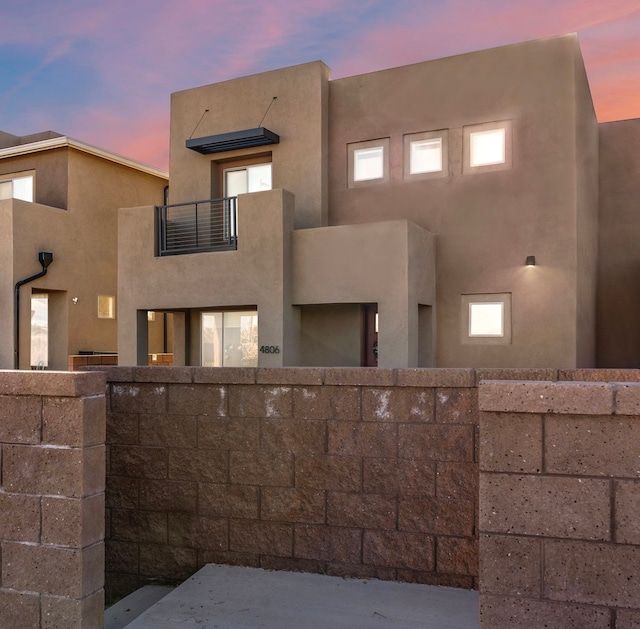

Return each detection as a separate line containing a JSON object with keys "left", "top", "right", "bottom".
{"left": 125, "top": 564, "right": 479, "bottom": 628}
{"left": 105, "top": 585, "right": 175, "bottom": 629}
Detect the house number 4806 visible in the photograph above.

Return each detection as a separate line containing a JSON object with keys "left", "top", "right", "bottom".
{"left": 260, "top": 345, "right": 280, "bottom": 354}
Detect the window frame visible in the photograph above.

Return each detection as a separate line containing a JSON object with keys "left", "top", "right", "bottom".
{"left": 461, "top": 293, "right": 512, "bottom": 345}
{"left": 463, "top": 121, "right": 512, "bottom": 174}
{"left": 347, "top": 138, "right": 390, "bottom": 188}
{"left": 404, "top": 130, "right": 448, "bottom": 179}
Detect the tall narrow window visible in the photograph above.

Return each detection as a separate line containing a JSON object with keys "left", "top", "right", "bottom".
{"left": 31, "top": 293, "right": 48, "bottom": 369}
{"left": 201, "top": 310, "right": 258, "bottom": 367}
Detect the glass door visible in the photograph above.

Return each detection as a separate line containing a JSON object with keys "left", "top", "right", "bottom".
{"left": 31, "top": 293, "right": 48, "bottom": 369}
{"left": 201, "top": 311, "right": 258, "bottom": 367}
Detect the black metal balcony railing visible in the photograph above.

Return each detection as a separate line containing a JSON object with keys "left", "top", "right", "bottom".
{"left": 156, "top": 197, "right": 238, "bottom": 256}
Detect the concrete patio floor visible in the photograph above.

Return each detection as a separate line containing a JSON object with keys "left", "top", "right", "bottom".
{"left": 107, "top": 564, "right": 479, "bottom": 629}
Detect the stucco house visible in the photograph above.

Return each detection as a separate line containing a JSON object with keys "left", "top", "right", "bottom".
{"left": 118, "top": 33, "right": 640, "bottom": 369}
{"left": 0, "top": 130, "right": 168, "bottom": 370}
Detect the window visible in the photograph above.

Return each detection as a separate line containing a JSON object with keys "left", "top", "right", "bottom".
{"left": 31, "top": 293, "right": 48, "bottom": 369}
{"left": 464, "top": 121, "right": 512, "bottom": 173}
{"left": 98, "top": 295, "right": 116, "bottom": 319}
{"left": 348, "top": 138, "right": 389, "bottom": 188}
{"left": 404, "top": 130, "right": 448, "bottom": 179}
{"left": 201, "top": 310, "right": 258, "bottom": 367}
{"left": 461, "top": 293, "right": 512, "bottom": 344}
{"left": 354, "top": 146, "right": 384, "bottom": 181}
{"left": 470, "top": 129, "right": 505, "bottom": 167}
{"left": 0, "top": 173, "right": 34, "bottom": 202}
{"left": 224, "top": 163, "right": 271, "bottom": 197}
{"left": 469, "top": 302, "right": 504, "bottom": 336}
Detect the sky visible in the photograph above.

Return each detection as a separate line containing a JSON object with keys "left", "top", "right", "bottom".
{"left": 1, "top": 0, "right": 639, "bottom": 171}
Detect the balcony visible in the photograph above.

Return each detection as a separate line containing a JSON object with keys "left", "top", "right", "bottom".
{"left": 156, "top": 197, "right": 237, "bottom": 256}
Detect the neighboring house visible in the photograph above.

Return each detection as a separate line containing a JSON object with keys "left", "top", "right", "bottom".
{"left": 0, "top": 130, "right": 168, "bottom": 370}
{"left": 118, "top": 33, "right": 640, "bottom": 369}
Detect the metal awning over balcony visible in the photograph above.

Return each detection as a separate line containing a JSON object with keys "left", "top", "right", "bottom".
{"left": 186, "top": 127, "right": 279, "bottom": 155}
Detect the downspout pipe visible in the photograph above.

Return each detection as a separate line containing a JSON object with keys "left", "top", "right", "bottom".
{"left": 14, "top": 251, "right": 54, "bottom": 369}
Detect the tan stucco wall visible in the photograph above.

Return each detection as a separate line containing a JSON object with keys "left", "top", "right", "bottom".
{"left": 573, "top": 46, "right": 599, "bottom": 367}
{"left": 169, "top": 61, "right": 329, "bottom": 229}
{"left": 0, "top": 147, "right": 167, "bottom": 369}
{"left": 597, "top": 119, "right": 640, "bottom": 367}
{"left": 292, "top": 220, "right": 435, "bottom": 368}
{"left": 0, "top": 146, "right": 68, "bottom": 209}
{"left": 298, "top": 304, "right": 363, "bottom": 366}
{"left": 327, "top": 34, "right": 590, "bottom": 368}
{"left": 118, "top": 189, "right": 297, "bottom": 366}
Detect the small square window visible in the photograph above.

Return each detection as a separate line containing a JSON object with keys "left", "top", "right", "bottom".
{"left": 348, "top": 138, "right": 389, "bottom": 188}
{"left": 404, "top": 131, "right": 448, "bottom": 180}
{"left": 354, "top": 146, "right": 384, "bottom": 181}
{"left": 410, "top": 138, "right": 442, "bottom": 174}
{"left": 461, "top": 293, "right": 511, "bottom": 344}
{"left": 464, "top": 121, "right": 511, "bottom": 174}
{"left": 470, "top": 129, "right": 505, "bottom": 167}
{"left": 469, "top": 302, "right": 504, "bottom": 336}
{"left": 98, "top": 295, "right": 115, "bottom": 319}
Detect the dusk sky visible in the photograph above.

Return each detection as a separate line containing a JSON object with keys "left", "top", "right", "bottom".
{"left": 1, "top": 0, "right": 639, "bottom": 170}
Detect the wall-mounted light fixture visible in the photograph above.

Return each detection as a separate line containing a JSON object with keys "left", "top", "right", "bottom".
{"left": 525, "top": 255, "right": 536, "bottom": 266}
{"left": 72, "top": 297, "right": 79, "bottom": 305}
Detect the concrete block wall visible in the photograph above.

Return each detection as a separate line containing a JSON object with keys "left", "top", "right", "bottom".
{"left": 0, "top": 370, "right": 106, "bottom": 629}
{"left": 101, "top": 366, "right": 482, "bottom": 602}
{"left": 479, "top": 379, "right": 640, "bottom": 628}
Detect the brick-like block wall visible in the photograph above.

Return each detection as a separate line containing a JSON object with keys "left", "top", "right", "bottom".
{"left": 0, "top": 370, "right": 106, "bottom": 629}
{"left": 100, "top": 366, "right": 485, "bottom": 602}
{"left": 479, "top": 380, "right": 640, "bottom": 628}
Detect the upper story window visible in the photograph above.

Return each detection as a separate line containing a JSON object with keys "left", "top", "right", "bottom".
{"left": 354, "top": 146, "right": 384, "bottom": 181}
{"left": 0, "top": 173, "right": 34, "bottom": 202}
{"left": 404, "top": 130, "right": 448, "bottom": 179}
{"left": 224, "top": 163, "right": 271, "bottom": 197}
{"left": 348, "top": 138, "right": 390, "bottom": 188}
{"left": 470, "top": 129, "right": 505, "bottom": 167}
{"left": 464, "top": 121, "right": 512, "bottom": 174}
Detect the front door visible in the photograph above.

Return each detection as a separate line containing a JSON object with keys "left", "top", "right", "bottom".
{"left": 361, "top": 304, "right": 378, "bottom": 367}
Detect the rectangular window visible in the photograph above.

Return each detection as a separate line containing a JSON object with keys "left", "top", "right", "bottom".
{"left": 348, "top": 138, "right": 389, "bottom": 188}
{"left": 461, "top": 293, "right": 511, "bottom": 344}
{"left": 0, "top": 173, "right": 34, "bottom": 202}
{"left": 224, "top": 163, "right": 272, "bottom": 196}
{"left": 464, "top": 121, "right": 511, "bottom": 173}
{"left": 98, "top": 295, "right": 116, "bottom": 319}
{"left": 201, "top": 310, "right": 258, "bottom": 367}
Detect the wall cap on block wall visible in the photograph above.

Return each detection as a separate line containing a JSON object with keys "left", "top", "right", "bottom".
{"left": 478, "top": 380, "right": 614, "bottom": 415}
{"left": 397, "top": 369, "right": 476, "bottom": 388}
{"left": 0, "top": 370, "right": 105, "bottom": 397}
